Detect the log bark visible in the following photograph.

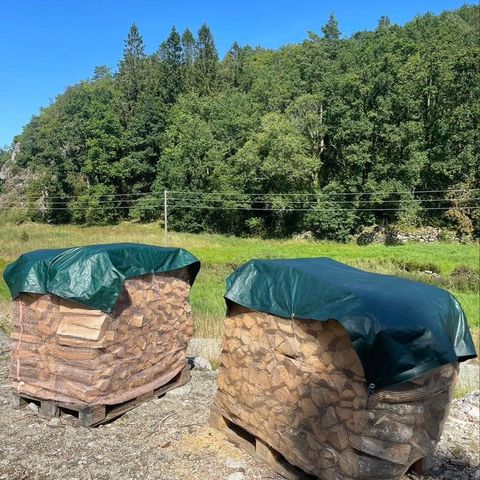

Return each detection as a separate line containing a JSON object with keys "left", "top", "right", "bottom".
{"left": 10, "top": 270, "right": 193, "bottom": 406}
{"left": 213, "top": 304, "right": 457, "bottom": 480}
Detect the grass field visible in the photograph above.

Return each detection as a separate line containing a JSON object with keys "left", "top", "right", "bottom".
{"left": 0, "top": 222, "right": 478, "bottom": 344}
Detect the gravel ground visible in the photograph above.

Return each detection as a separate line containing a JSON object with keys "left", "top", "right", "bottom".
{"left": 0, "top": 333, "right": 478, "bottom": 480}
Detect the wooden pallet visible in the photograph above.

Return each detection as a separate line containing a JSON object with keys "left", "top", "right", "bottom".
{"left": 12, "top": 366, "right": 191, "bottom": 427}
{"left": 409, "top": 455, "right": 434, "bottom": 476}
{"left": 210, "top": 407, "right": 434, "bottom": 480}
{"left": 210, "top": 407, "right": 317, "bottom": 480}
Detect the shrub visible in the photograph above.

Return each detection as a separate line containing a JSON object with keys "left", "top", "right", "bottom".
{"left": 129, "top": 195, "right": 162, "bottom": 223}
{"left": 451, "top": 266, "right": 480, "bottom": 292}
{"left": 245, "top": 217, "right": 266, "bottom": 237}
{"left": 356, "top": 225, "right": 382, "bottom": 246}
{"left": 384, "top": 226, "right": 403, "bottom": 246}
{"left": 69, "top": 185, "right": 118, "bottom": 225}
{"left": 446, "top": 208, "right": 474, "bottom": 240}
{"left": 303, "top": 208, "right": 357, "bottom": 242}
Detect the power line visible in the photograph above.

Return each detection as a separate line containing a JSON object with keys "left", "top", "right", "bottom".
{"left": 4, "top": 204, "right": 479, "bottom": 212}
{"left": 166, "top": 197, "right": 480, "bottom": 205}
{"left": 3, "top": 195, "right": 480, "bottom": 207}
{"left": 168, "top": 188, "right": 480, "bottom": 197}
{"left": 163, "top": 205, "right": 480, "bottom": 212}
{"left": 6, "top": 188, "right": 480, "bottom": 201}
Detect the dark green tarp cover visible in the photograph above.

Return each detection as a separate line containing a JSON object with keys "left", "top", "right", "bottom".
{"left": 225, "top": 258, "right": 476, "bottom": 390}
{"left": 3, "top": 243, "right": 200, "bottom": 312}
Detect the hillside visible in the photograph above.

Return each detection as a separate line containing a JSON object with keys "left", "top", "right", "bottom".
{"left": 0, "top": 6, "right": 479, "bottom": 239}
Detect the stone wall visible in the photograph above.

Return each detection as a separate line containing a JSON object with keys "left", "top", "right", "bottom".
{"left": 356, "top": 226, "right": 458, "bottom": 245}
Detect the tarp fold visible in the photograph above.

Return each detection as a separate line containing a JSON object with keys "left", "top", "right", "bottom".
{"left": 225, "top": 258, "right": 476, "bottom": 389}
{"left": 4, "top": 243, "right": 200, "bottom": 312}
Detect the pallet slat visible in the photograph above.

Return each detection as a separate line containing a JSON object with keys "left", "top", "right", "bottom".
{"left": 210, "top": 408, "right": 314, "bottom": 480}
{"left": 12, "top": 366, "right": 191, "bottom": 427}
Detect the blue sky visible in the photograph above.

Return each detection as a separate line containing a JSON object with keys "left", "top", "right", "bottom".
{"left": 0, "top": 0, "right": 474, "bottom": 148}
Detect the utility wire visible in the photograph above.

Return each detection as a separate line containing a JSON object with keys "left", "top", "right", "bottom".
{"left": 7, "top": 188, "right": 480, "bottom": 201}
{"left": 166, "top": 197, "right": 480, "bottom": 205}
{"left": 4, "top": 204, "right": 479, "bottom": 212}
{"left": 3, "top": 197, "right": 479, "bottom": 207}
{"left": 163, "top": 205, "right": 480, "bottom": 212}
{"left": 168, "top": 188, "right": 480, "bottom": 197}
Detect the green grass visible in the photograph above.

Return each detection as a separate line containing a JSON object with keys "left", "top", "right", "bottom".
{"left": 0, "top": 259, "right": 8, "bottom": 301}
{"left": 0, "top": 222, "right": 478, "bottom": 340}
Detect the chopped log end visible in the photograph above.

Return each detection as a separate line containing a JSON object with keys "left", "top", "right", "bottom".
{"left": 213, "top": 304, "right": 457, "bottom": 480}
{"left": 10, "top": 271, "right": 194, "bottom": 406}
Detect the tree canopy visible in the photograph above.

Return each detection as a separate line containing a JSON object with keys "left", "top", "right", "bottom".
{"left": 2, "top": 6, "right": 479, "bottom": 240}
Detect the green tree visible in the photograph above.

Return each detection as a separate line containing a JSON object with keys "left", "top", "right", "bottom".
{"left": 181, "top": 28, "right": 196, "bottom": 92}
{"left": 322, "top": 13, "right": 340, "bottom": 40}
{"left": 222, "top": 41, "right": 243, "bottom": 88}
{"left": 118, "top": 23, "right": 147, "bottom": 114}
{"left": 181, "top": 28, "right": 196, "bottom": 66}
{"left": 193, "top": 24, "right": 219, "bottom": 95}
{"left": 377, "top": 16, "right": 392, "bottom": 29}
{"left": 287, "top": 94, "right": 327, "bottom": 185}
{"left": 6, "top": 6, "right": 479, "bottom": 235}
{"left": 93, "top": 65, "right": 112, "bottom": 80}
{"left": 157, "top": 26, "right": 184, "bottom": 102}
{"left": 232, "top": 112, "right": 316, "bottom": 193}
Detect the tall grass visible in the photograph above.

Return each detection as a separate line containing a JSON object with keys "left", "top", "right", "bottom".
{"left": 0, "top": 222, "right": 478, "bottom": 339}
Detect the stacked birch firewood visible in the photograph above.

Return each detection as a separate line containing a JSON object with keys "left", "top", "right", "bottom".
{"left": 213, "top": 304, "right": 458, "bottom": 480}
{"left": 10, "top": 271, "right": 193, "bottom": 406}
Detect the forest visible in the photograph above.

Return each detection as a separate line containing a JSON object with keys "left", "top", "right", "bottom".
{"left": 0, "top": 5, "right": 478, "bottom": 241}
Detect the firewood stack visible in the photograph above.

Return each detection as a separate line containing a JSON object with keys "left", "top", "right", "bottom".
{"left": 213, "top": 303, "right": 458, "bottom": 480}
{"left": 10, "top": 270, "right": 193, "bottom": 406}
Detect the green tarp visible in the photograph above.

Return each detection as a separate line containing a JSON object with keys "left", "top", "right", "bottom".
{"left": 225, "top": 258, "right": 476, "bottom": 390}
{"left": 3, "top": 243, "right": 200, "bottom": 312}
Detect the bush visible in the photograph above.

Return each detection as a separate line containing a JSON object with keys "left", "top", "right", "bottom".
{"left": 129, "top": 195, "right": 163, "bottom": 223}
{"left": 303, "top": 186, "right": 357, "bottom": 242}
{"left": 304, "top": 207, "right": 356, "bottom": 242}
{"left": 446, "top": 208, "right": 474, "bottom": 240}
{"left": 437, "top": 228, "right": 456, "bottom": 242}
{"left": 451, "top": 266, "right": 480, "bottom": 292}
{"left": 0, "top": 208, "right": 30, "bottom": 225}
{"left": 245, "top": 217, "right": 266, "bottom": 237}
{"left": 356, "top": 225, "right": 382, "bottom": 245}
{"left": 69, "top": 185, "right": 118, "bottom": 225}
{"left": 397, "top": 200, "right": 423, "bottom": 228}
{"left": 470, "top": 208, "right": 480, "bottom": 239}
{"left": 384, "top": 226, "right": 403, "bottom": 246}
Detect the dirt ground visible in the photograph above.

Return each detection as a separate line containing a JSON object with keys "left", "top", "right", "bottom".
{"left": 0, "top": 345, "right": 478, "bottom": 480}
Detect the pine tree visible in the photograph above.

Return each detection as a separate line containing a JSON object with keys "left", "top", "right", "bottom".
{"left": 223, "top": 41, "right": 243, "bottom": 87}
{"left": 181, "top": 28, "right": 196, "bottom": 93}
{"left": 159, "top": 26, "right": 182, "bottom": 66}
{"left": 121, "top": 23, "right": 146, "bottom": 65}
{"left": 157, "top": 26, "right": 184, "bottom": 103}
{"left": 194, "top": 24, "right": 219, "bottom": 95}
{"left": 118, "top": 23, "right": 146, "bottom": 109}
{"left": 321, "top": 13, "right": 341, "bottom": 61}
{"left": 181, "top": 28, "right": 196, "bottom": 66}
{"left": 93, "top": 65, "right": 112, "bottom": 80}
{"left": 322, "top": 13, "right": 340, "bottom": 40}
{"left": 377, "top": 16, "right": 392, "bottom": 29}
